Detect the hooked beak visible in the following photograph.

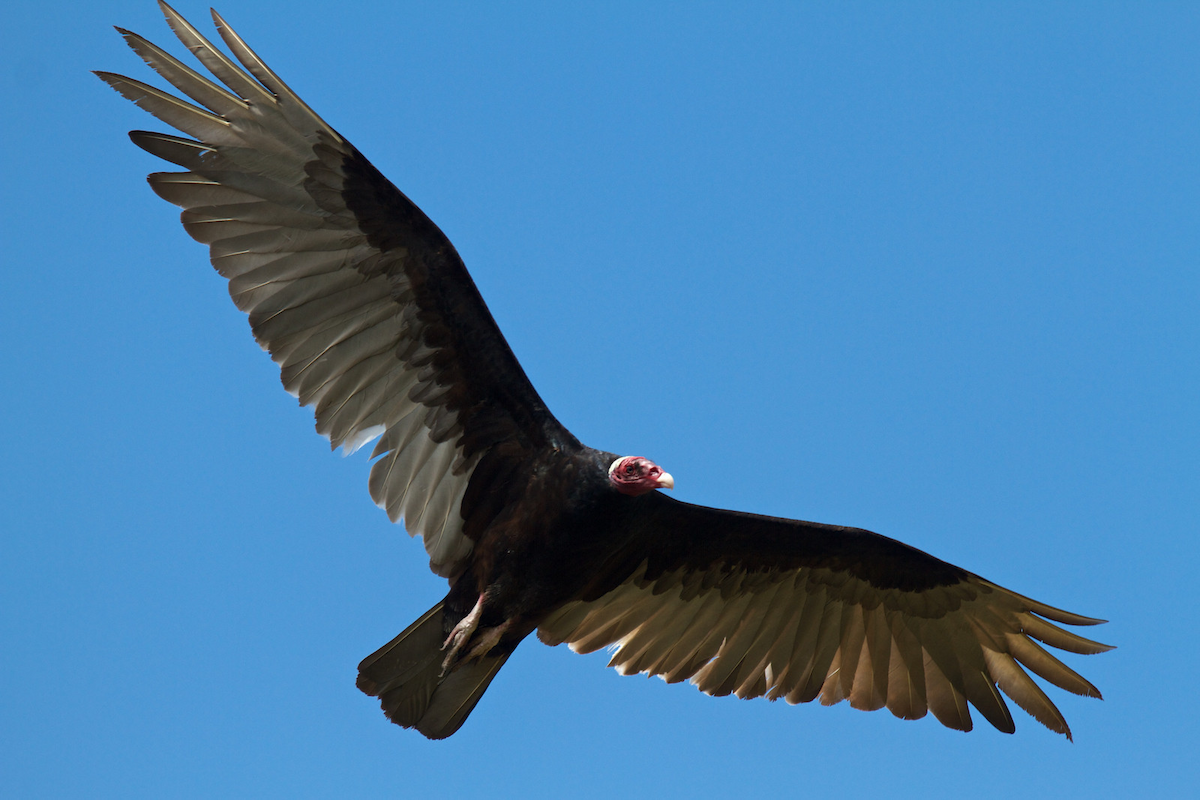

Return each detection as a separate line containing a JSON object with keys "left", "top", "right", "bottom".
{"left": 656, "top": 472, "right": 675, "bottom": 490}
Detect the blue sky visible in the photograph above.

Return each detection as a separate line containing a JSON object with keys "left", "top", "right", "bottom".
{"left": 2, "top": 1, "right": 1197, "bottom": 796}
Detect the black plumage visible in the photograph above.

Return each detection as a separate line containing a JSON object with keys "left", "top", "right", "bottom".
{"left": 99, "top": 2, "right": 1111, "bottom": 741}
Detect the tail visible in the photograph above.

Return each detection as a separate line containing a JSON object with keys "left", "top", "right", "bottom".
{"left": 357, "top": 601, "right": 511, "bottom": 739}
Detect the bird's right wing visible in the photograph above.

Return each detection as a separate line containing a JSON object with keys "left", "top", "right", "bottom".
{"left": 98, "top": 2, "right": 575, "bottom": 577}
{"left": 539, "top": 495, "right": 1112, "bottom": 738}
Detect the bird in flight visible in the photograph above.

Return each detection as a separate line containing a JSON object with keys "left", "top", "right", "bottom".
{"left": 98, "top": 2, "right": 1111, "bottom": 740}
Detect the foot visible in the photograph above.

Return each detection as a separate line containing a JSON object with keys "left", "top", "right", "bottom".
{"left": 464, "top": 620, "right": 512, "bottom": 661}
{"left": 442, "top": 594, "right": 484, "bottom": 672}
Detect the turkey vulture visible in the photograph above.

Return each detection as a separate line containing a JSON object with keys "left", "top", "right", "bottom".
{"left": 99, "top": 2, "right": 1112, "bottom": 741}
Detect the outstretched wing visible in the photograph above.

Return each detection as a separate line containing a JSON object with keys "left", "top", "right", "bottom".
{"left": 98, "top": 2, "right": 575, "bottom": 577}
{"left": 539, "top": 495, "right": 1111, "bottom": 739}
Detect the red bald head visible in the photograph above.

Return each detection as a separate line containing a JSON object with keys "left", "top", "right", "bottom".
{"left": 609, "top": 456, "right": 674, "bottom": 497}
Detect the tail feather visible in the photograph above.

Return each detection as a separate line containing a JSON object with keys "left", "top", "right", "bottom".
{"left": 357, "top": 601, "right": 511, "bottom": 739}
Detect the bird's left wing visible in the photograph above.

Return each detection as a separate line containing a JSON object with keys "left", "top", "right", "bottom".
{"left": 538, "top": 495, "right": 1111, "bottom": 739}
{"left": 98, "top": 3, "right": 574, "bottom": 578}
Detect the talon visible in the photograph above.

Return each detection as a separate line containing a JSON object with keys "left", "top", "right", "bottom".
{"left": 441, "top": 593, "right": 484, "bottom": 671}
{"left": 465, "top": 621, "right": 512, "bottom": 661}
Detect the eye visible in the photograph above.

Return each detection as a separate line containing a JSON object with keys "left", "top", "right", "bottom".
{"left": 624, "top": 463, "right": 636, "bottom": 475}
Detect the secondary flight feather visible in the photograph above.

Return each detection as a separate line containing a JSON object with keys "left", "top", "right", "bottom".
{"left": 99, "top": 2, "right": 1112, "bottom": 740}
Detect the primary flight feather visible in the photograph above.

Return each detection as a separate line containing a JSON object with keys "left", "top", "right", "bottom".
{"left": 99, "top": 2, "right": 1111, "bottom": 740}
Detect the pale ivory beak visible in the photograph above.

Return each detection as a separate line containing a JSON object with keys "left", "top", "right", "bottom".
{"left": 656, "top": 472, "right": 675, "bottom": 490}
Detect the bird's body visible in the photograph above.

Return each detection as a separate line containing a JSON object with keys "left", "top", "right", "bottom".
{"left": 100, "top": 1, "right": 1111, "bottom": 741}
{"left": 446, "top": 447, "right": 621, "bottom": 646}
